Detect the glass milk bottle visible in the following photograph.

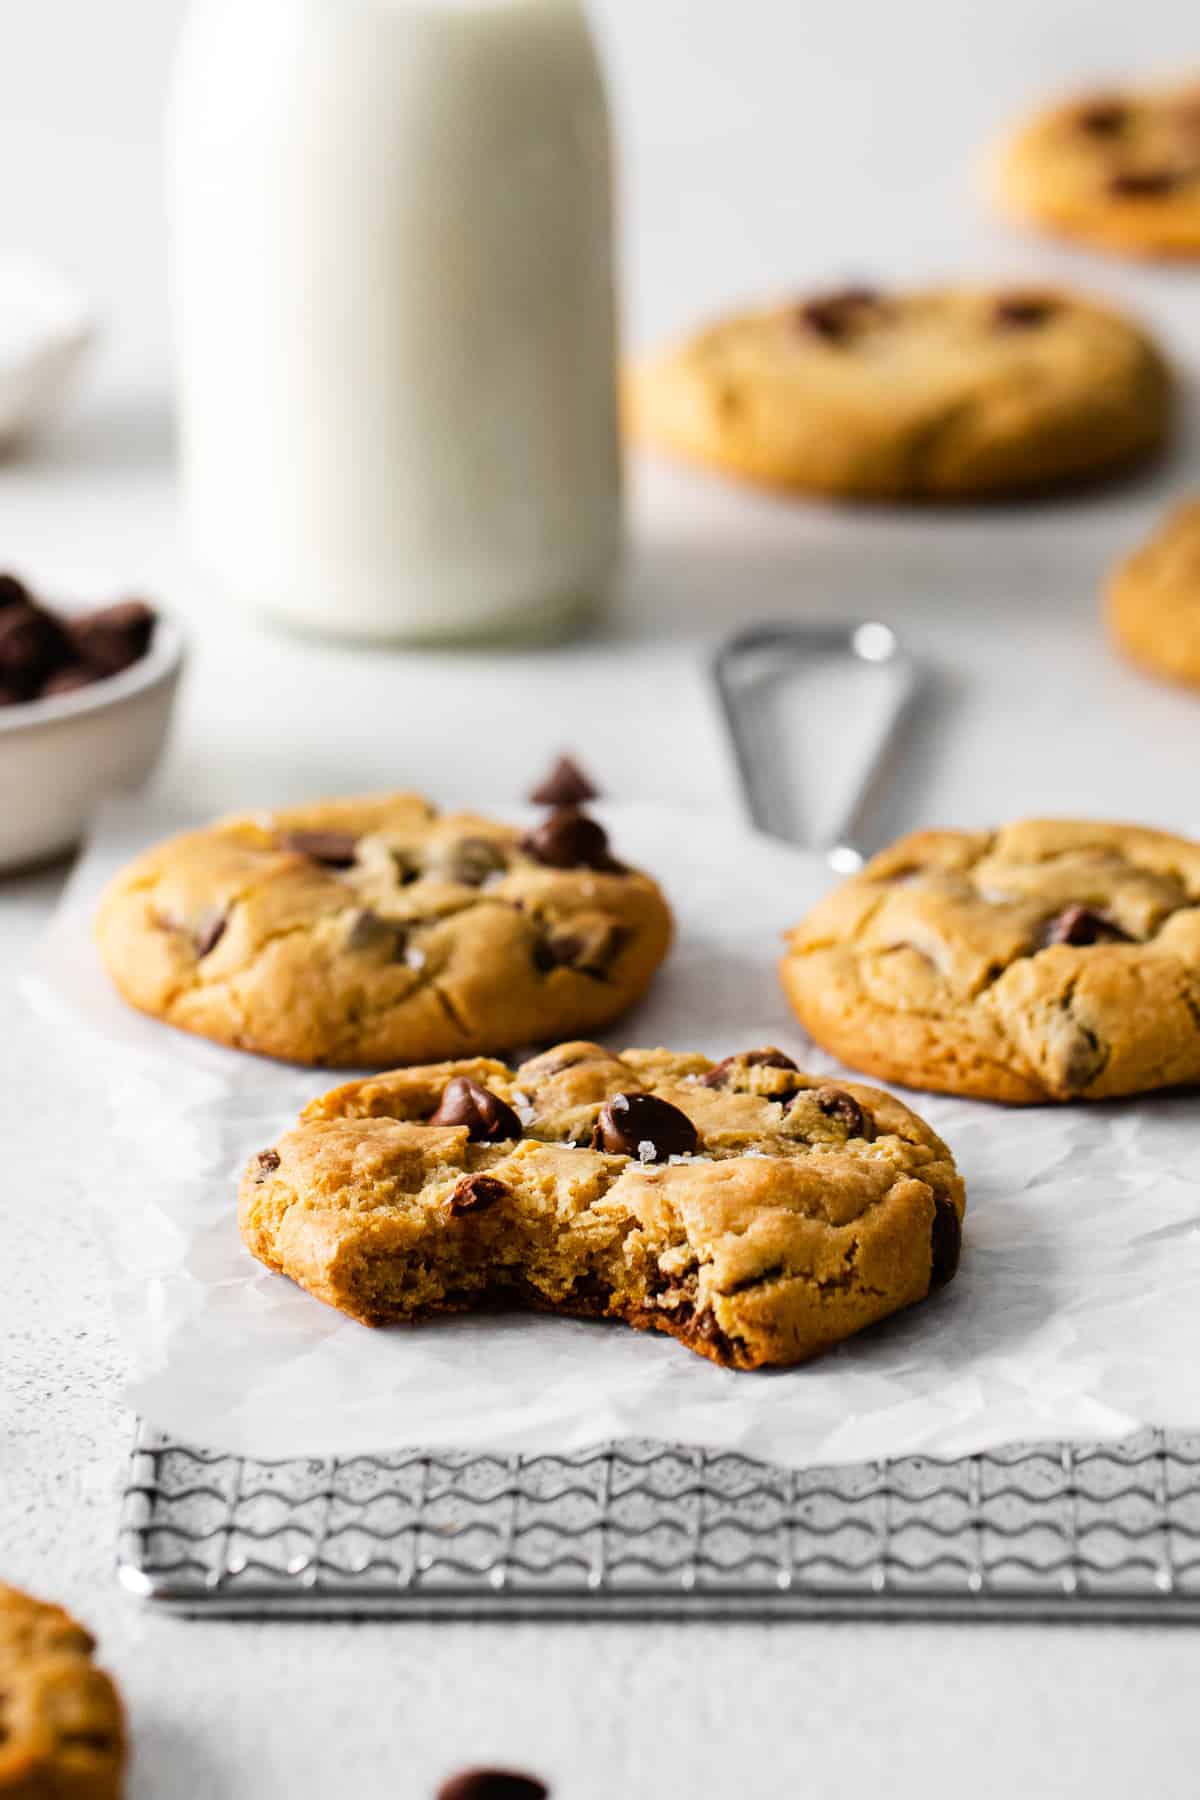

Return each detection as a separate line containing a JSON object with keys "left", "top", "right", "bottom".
{"left": 167, "top": 0, "right": 622, "bottom": 642}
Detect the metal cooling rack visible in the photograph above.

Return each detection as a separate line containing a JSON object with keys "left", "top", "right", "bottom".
{"left": 119, "top": 1424, "right": 1200, "bottom": 1620}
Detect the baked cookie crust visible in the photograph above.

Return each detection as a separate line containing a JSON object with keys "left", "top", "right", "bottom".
{"left": 995, "top": 78, "right": 1200, "bottom": 257}
{"left": 1108, "top": 497, "right": 1200, "bottom": 690}
{"left": 625, "top": 285, "right": 1170, "bottom": 499}
{"left": 781, "top": 819, "right": 1200, "bottom": 1104}
{"left": 95, "top": 795, "right": 673, "bottom": 1067}
{"left": 0, "top": 1585, "right": 125, "bottom": 1799}
{"left": 240, "top": 1041, "right": 966, "bottom": 1369}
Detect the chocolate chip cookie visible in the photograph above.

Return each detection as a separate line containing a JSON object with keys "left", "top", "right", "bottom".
{"left": 0, "top": 1585, "right": 125, "bottom": 1798}
{"left": 625, "top": 285, "right": 1169, "bottom": 499}
{"left": 240, "top": 1042, "right": 965, "bottom": 1368}
{"left": 95, "top": 795, "right": 672, "bottom": 1067}
{"left": 995, "top": 77, "right": 1200, "bottom": 256}
{"left": 781, "top": 820, "right": 1200, "bottom": 1104}
{"left": 1108, "top": 497, "right": 1200, "bottom": 690}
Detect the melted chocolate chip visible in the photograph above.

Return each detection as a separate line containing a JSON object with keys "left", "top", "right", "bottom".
{"left": 529, "top": 754, "right": 600, "bottom": 807}
{"left": 1108, "top": 168, "right": 1180, "bottom": 197}
{"left": 281, "top": 830, "right": 359, "bottom": 868}
{"left": 427, "top": 836, "right": 507, "bottom": 887}
{"left": 533, "top": 921, "right": 625, "bottom": 978}
{"left": 592, "top": 1092, "right": 699, "bottom": 1163}
{"left": 1042, "top": 905, "right": 1132, "bottom": 948}
{"left": 797, "top": 287, "right": 883, "bottom": 342}
{"left": 521, "top": 809, "right": 620, "bottom": 873}
{"left": 992, "top": 294, "right": 1056, "bottom": 329}
{"left": 447, "top": 1174, "right": 511, "bottom": 1217}
{"left": 429, "top": 1078, "right": 523, "bottom": 1143}
{"left": 1077, "top": 100, "right": 1128, "bottom": 136}
{"left": 194, "top": 912, "right": 227, "bottom": 958}
{"left": 814, "top": 1086, "right": 869, "bottom": 1137}
{"left": 437, "top": 1772, "right": 548, "bottom": 1800}
{"left": 68, "top": 600, "right": 156, "bottom": 677}
{"left": 701, "top": 1048, "right": 799, "bottom": 1089}
{"left": 254, "top": 1148, "right": 281, "bottom": 1183}
{"left": 343, "top": 909, "right": 400, "bottom": 953}
{"left": 930, "top": 1196, "right": 962, "bottom": 1290}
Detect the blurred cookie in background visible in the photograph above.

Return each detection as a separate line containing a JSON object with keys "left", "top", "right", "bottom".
{"left": 995, "top": 77, "right": 1200, "bottom": 256}
{"left": 1108, "top": 497, "right": 1200, "bottom": 690}
{"left": 626, "top": 285, "right": 1170, "bottom": 500}
{"left": 0, "top": 1583, "right": 126, "bottom": 1798}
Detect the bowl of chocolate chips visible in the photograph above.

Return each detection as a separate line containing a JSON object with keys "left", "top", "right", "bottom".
{"left": 0, "top": 571, "right": 183, "bottom": 870}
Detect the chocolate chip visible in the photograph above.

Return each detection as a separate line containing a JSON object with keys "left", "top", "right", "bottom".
{"left": 1108, "top": 169, "right": 1180, "bottom": 197}
{"left": 0, "top": 603, "right": 64, "bottom": 685}
{"left": 194, "top": 911, "right": 227, "bottom": 957}
{"left": 592, "top": 1092, "right": 699, "bottom": 1163}
{"left": 930, "top": 1197, "right": 962, "bottom": 1291}
{"left": 701, "top": 1049, "right": 799, "bottom": 1089}
{"left": 797, "top": 287, "right": 882, "bottom": 342}
{"left": 426, "top": 836, "right": 507, "bottom": 887}
{"left": 447, "top": 1174, "right": 511, "bottom": 1216}
{"left": 40, "top": 662, "right": 97, "bottom": 699}
{"left": 1077, "top": 100, "right": 1128, "bottom": 136}
{"left": 521, "top": 809, "right": 621, "bottom": 873}
{"left": 68, "top": 600, "right": 156, "bottom": 677}
{"left": 281, "top": 830, "right": 359, "bottom": 868}
{"left": 813, "top": 1086, "right": 869, "bottom": 1137}
{"left": 529, "top": 754, "right": 600, "bottom": 807}
{"left": 429, "top": 1077, "right": 523, "bottom": 1143}
{"left": 0, "top": 573, "right": 31, "bottom": 610}
{"left": 343, "top": 909, "right": 402, "bottom": 954}
{"left": 533, "top": 921, "right": 625, "bottom": 977}
{"left": 992, "top": 294, "right": 1056, "bottom": 329}
{"left": 0, "top": 680, "right": 27, "bottom": 706}
{"left": 1041, "top": 905, "right": 1132, "bottom": 948}
{"left": 437, "top": 1771, "right": 548, "bottom": 1800}
{"left": 253, "top": 1148, "right": 281, "bottom": 1183}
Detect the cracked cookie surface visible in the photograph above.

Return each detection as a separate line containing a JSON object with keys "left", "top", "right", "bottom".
{"left": 625, "top": 285, "right": 1169, "bottom": 499}
{"left": 95, "top": 795, "right": 672, "bottom": 1067}
{"left": 995, "top": 78, "right": 1200, "bottom": 257}
{"left": 239, "top": 1042, "right": 965, "bottom": 1369}
{"left": 1108, "top": 497, "right": 1200, "bottom": 690}
{"left": 0, "top": 1585, "right": 125, "bottom": 1799}
{"left": 781, "top": 819, "right": 1200, "bottom": 1104}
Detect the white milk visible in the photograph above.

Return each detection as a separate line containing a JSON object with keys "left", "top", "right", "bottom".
{"left": 167, "top": 0, "right": 621, "bottom": 642}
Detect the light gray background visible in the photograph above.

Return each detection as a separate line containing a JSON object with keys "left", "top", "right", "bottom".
{"left": 4, "top": 3, "right": 1200, "bottom": 1797}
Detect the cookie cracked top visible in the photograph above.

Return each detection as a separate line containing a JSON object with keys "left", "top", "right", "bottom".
{"left": 240, "top": 1042, "right": 965, "bottom": 1370}
{"left": 781, "top": 819, "right": 1200, "bottom": 1104}
{"left": 996, "top": 77, "right": 1200, "bottom": 257}
{"left": 625, "top": 284, "right": 1169, "bottom": 499}
{"left": 0, "top": 1585, "right": 125, "bottom": 1799}
{"left": 95, "top": 794, "right": 673, "bottom": 1067}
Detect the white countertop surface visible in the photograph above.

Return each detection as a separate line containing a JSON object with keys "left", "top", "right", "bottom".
{"left": 4, "top": 1, "right": 1200, "bottom": 1795}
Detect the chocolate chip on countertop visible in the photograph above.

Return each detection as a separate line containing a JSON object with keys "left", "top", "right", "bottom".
{"left": 1042, "top": 904, "right": 1132, "bottom": 948}
{"left": 1076, "top": 100, "right": 1128, "bottom": 136}
{"left": 0, "top": 573, "right": 31, "bottom": 610}
{"left": 521, "top": 809, "right": 621, "bottom": 873}
{"left": 814, "top": 1086, "right": 870, "bottom": 1137}
{"left": 992, "top": 294, "right": 1056, "bottom": 329}
{"left": 1108, "top": 168, "right": 1180, "bottom": 197}
{"left": 280, "top": 830, "right": 360, "bottom": 868}
{"left": 429, "top": 1077, "right": 523, "bottom": 1144}
{"left": 592, "top": 1092, "right": 699, "bottom": 1163}
{"left": 447, "top": 1174, "right": 511, "bottom": 1217}
{"left": 528, "top": 754, "right": 600, "bottom": 807}
{"left": 436, "top": 1771, "right": 549, "bottom": 1800}
{"left": 797, "top": 287, "right": 883, "bottom": 342}
{"left": 68, "top": 600, "right": 156, "bottom": 677}
{"left": 253, "top": 1149, "right": 281, "bottom": 1183}
{"left": 40, "top": 662, "right": 98, "bottom": 699}
{"left": 701, "top": 1048, "right": 799, "bottom": 1089}
{"left": 0, "top": 603, "right": 64, "bottom": 684}
{"left": 930, "top": 1196, "right": 962, "bottom": 1290}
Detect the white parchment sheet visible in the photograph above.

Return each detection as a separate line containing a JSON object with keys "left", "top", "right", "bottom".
{"left": 24, "top": 800, "right": 1200, "bottom": 1467}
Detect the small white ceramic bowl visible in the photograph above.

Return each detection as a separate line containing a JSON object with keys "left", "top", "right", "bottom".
{"left": 0, "top": 599, "right": 184, "bottom": 872}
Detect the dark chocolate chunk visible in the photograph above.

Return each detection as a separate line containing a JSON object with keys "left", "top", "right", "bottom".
{"left": 813, "top": 1086, "right": 869, "bottom": 1137}
{"left": 930, "top": 1196, "right": 962, "bottom": 1290}
{"left": 0, "top": 603, "right": 64, "bottom": 685}
{"left": 1041, "top": 904, "right": 1132, "bottom": 948}
{"left": 992, "top": 294, "right": 1056, "bottom": 329}
{"left": 0, "top": 573, "right": 31, "bottom": 610}
{"left": 194, "top": 911, "right": 227, "bottom": 958}
{"left": 447, "top": 1174, "right": 511, "bottom": 1217}
{"left": 529, "top": 754, "right": 600, "bottom": 807}
{"left": 68, "top": 600, "right": 156, "bottom": 677}
{"left": 797, "top": 287, "right": 883, "bottom": 342}
{"left": 40, "top": 662, "right": 97, "bottom": 699}
{"left": 253, "top": 1148, "right": 281, "bottom": 1183}
{"left": 1108, "top": 168, "right": 1180, "bottom": 197}
{"left": 592, "top": 1092, "right": 698, "bottom": 1163}
{"left": 701, "top": 1048, "right": 799, "bottom": 1089}
{"left": 521, "top": 809, "right": 620, "bottom": 873}
{"left": 1076, "top": 100, "right": 1128, "bottom": 136}
{"left": 429, "top": 1077, "right": 523, "bottom": 1143}
{"left": 437, "top": 1772, "right": 548, "bottom": 1800}
{"left": 281, "top": 830, "right": 359, "bottom": 868}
